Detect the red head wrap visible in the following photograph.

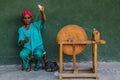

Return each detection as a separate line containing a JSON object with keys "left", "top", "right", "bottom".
{"left": 22, "top": 10, "right": 32, "bottom": 17}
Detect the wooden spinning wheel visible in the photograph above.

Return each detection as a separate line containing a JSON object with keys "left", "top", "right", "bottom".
{"left": 57, "top": 25, "right": 106, "bottom": 80}
{"left": 57, "top": 25, "right": 88, "bottom": 55}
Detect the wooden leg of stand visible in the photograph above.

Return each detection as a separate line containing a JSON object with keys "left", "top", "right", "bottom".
{"left": 59, "top": 43, "right": 63, "bottom": 80}
{"left": 73, "top": 53, "right": 77, "bottom": 73}
{"left": 92, "top": 43, "right": 98, "bottom": 73}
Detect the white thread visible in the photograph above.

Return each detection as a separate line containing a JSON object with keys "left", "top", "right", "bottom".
{"left": 38, "top": 4, "right": 42, "bottom": 10}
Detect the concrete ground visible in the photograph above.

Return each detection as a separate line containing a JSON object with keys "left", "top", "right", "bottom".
{"left": 0, "top": 62, "right": 120, "bottom": 80}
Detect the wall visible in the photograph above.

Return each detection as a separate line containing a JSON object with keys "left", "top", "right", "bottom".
{"left": 0, "top": 0, "right": 120, "bottom": 64}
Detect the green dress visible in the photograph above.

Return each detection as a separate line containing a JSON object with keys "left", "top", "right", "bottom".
{"left": 18, "top": 20, "right": 45, "bottom": 69}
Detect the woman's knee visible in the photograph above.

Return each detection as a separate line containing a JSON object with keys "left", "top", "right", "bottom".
{"left": 19, "top": 49, "right": 30, "bottom": 59}
{"left": 34, "top": 51, "right": 43, "bottom": 59}
{"left": 19, "top": 51, "right": 26, "bottom": 59}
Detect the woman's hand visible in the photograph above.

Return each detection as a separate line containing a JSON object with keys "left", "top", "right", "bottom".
{"left": 40, "top": 5, "right": 46, "bottom": 23}
{"left": 24, "top": 36, "right": 29, "bottom": 43}
{"left": 40, "top": 5, "right": 45, "bottom": 13}
{"left": 19, "top": 36, "right": 29, "bottom": 45}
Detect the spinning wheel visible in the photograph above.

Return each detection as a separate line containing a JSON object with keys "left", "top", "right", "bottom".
{"left": 57, "top": 25, "right": 87, "bottom": 55}
{"left": 57, "top": 25, "right": 106, "bottom": 80}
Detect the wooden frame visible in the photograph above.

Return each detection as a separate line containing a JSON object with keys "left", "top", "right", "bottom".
{"left": 57, "top": 40, "right": 106, "bottom": 80}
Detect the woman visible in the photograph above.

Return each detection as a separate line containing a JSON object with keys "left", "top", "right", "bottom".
{"left": 18, "top": 5, "right": 46, "bottom": 72}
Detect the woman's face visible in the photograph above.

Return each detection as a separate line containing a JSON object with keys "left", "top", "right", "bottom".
{"left": 23, "top": 15, "right": 32, "bottom": 25}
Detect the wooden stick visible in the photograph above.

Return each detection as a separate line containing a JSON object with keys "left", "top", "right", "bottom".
{"left": 57, "top": 40, "right": 106, "bottom": 45}
{"left": 63, "top": 68, "right": 92, "bottom": 71}
{"left": 59, "top": 43, "right": 63, "bottom": 79}
{"left": 61, "top": 73, "right": 98, "bottom": 78}
{"left": 92, "top": 43, "right": 98, "bottom": 73}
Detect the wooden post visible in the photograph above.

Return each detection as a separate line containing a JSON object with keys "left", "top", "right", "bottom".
{"left": 92, "top": 43, "right": 98, "bottom": 73}
{"left": 92, "top": 28, "right": 99, "bottom": 73}
{"left": 59, "top": 43, "right": 63, "bottom": 80}
{"left": 73, "top": 52, "right": 77, "bottom": 73}
{"left": 72, "top": 44, "right": 77, "bottom": 73}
